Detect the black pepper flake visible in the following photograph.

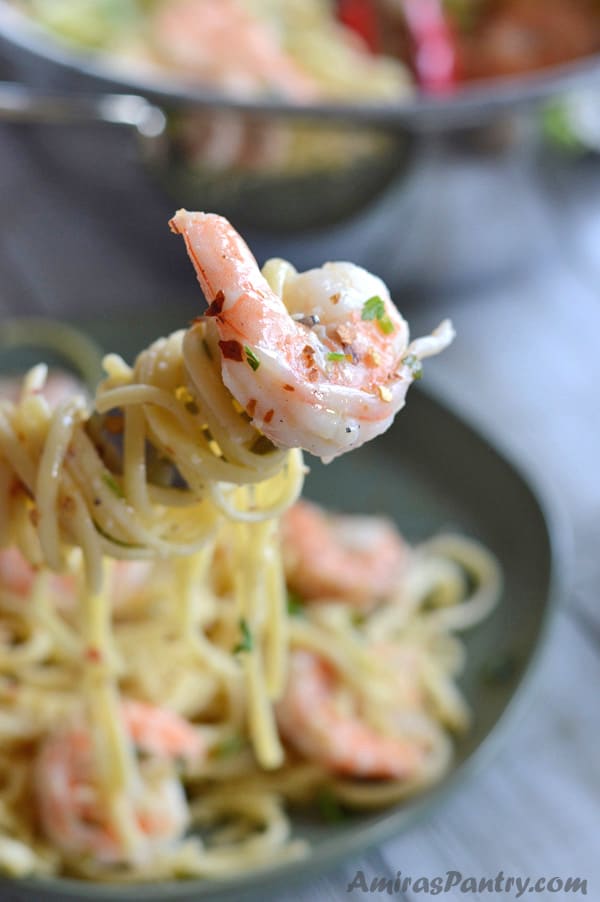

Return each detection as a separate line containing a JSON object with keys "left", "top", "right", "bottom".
{"left": 250, "top": 435, "right": 278, "bottom": 456}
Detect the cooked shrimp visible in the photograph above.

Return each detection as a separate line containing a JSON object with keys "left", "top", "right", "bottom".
{"left": 0, "top": 547, "right": 43, "bottom": 598}
{"left": 35, "top": 700, "right": 203, "bottom": 863}
{"left": 276, "top": 649, "right": 425, "bottom": 779}
{"left": 120, "top": 699, "right": 204, "bottom": 760}
{"left": 0, "top": 545, "right": 150, "bottom": 612}
{"left": 281, "top": 500, "right": 408, "bottom": 609}
{"left": 171, "top": 210, "right": 454, "bottom": 461}
{"left": 0, "top": 370, "right": 83, "bottom": 407}
{"left": 151, "top": 0, "right": 317, "bottom": 100}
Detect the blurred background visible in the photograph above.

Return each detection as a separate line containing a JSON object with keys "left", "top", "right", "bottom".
{"left": 0, "top": 1, "right": 598, "bottom": 899}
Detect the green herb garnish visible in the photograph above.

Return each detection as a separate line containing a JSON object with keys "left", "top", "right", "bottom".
{"left": 351, "top": 610, "right": 366, "bottom": 628}
{"left": 361, "top": 295, "right": 385, "bottom": 321}
{"left": 326, "top": 352, "right": 347, "bottom": 362}
{"left": 542, "top": 103, "right": 583, "bottom": 152}
{"left": 316, "top": 789, "right": 346, "bottom": 824}
{"left": 444, "top": 0, "right": 480, "bottom": 32}
{"left": 101, "top": 473, "right": 124, "bottom": 498}
{"left": 402, "top": 353, "right": 423, "bottom": 380}
{"left": 234, "top": 618, "right": 254, "bottom": 654}
{"left": 287, "top": 590, "right": 305, "bottom": 617}
{"left": 244, "top": 346, "right": 260, "bottom": 371}
{"left": 212, "top": 735, "right": 247, "bottom": 759}
{"left": 378, "top": 316, "right": 395, "bottom": 335}
{"left": 362, "top": 295, "right": 395, "bottom": 335}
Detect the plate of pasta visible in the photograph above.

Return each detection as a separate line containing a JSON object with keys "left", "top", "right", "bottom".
{"left": 0, "top": 212, "right": 564, "bottom": 901}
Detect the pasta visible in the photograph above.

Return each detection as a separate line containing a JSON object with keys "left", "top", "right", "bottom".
{"left": 0, "top": 212, "right": 500, "bottom": 882}
{"left": 13, "top": 0, "right": 412, "bottom": 102}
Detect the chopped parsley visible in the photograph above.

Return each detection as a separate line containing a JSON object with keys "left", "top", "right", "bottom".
{"left": 402, "top": 353, "right": 423, "bottom": 380}
{"left": 316, "top": 788, "right": 346, "bottom": 824}
{"left": 244, "top": 346, "right": 260, "bottom": 371}
{"left": 444, "top": 0, "right": 480, "bottom": 33}
{"left": 351, "top": 610, "right": 366, "bottom": 628}
{"left": 212, "top": 734, "right": 247, "bottom": 759}
{"left": 361, "top": 295, "right": 385, "bottom": 321}
{"left": 326, "top": 351, "right": 347, "bottom": 362}
{"left": 287, "top": 590, "right": 305, "bottom": 617}
{"left": 361, "top": 295, "right": 395, "bottom": 335}
{"left": 101, "top": 473, "right": 124, "bottom": 499}
{"left": 233, "top": 618, "right": 254, "bottom": 654}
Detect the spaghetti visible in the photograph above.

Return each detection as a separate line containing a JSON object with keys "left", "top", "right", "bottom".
{"left": 0, "top": 212, "right": 500, "bottom": 882}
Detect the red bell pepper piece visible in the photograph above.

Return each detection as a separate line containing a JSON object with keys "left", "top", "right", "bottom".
{"left": 337, "top": 0, "right": 380, "bottom": 53}
{"left": 401, "top": 0, "right": 457, "bottom": 93}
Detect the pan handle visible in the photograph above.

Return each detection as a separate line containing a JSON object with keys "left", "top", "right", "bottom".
{"left": 0, "top": 82, "right": 166, "bottom": 136}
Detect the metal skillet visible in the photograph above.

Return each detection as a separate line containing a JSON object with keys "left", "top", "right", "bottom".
{"left": 2, "top": 0, "right": 600, "bottom": 131}
{"left": 1, "top": 1, "right": 600, "bottom": 235}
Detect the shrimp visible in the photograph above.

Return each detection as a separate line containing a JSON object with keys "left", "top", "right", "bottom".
{"left": 0, "top": 370, "right": 83, "bottom": 407}
{"left": 35, "top": 700, "right": 204, "bottom": 863}
{"left": 0, "top": 547, "right": 47, "bottom": 598}
{"left": 281, "top": 500, "right": 408, "bottom": 609}
{"left": 151, "top": 0, "right": 317, "bottom": 100}
{"left": 0, "top": 545, "right": 151, "bottom": 612}
{"left": 171, "top": 210, "right": 454, "bottom": 461}
{"left": 276, "top": 649, "right": 426, "bottom": 779}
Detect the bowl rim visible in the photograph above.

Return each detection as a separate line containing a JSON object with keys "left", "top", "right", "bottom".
{"left": 1, "top": 1, "right": 600, "bottom": 130}
{"left": 0, "top": 380, "right": 573, "bottom": 901}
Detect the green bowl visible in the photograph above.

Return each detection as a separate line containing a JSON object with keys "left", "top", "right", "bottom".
{"left": 0, "top": 316, "right": 569, "bottom": 902}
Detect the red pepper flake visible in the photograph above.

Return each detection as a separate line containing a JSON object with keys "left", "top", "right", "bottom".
{"left": 283, "top": 384, "right": 295, "bottom": 392}
{"left": 60, "top": 495, "right": 75, "bottom": 515}
{"left": 264, "top": 409, "right": 275, "bottom": 424}
{"left": 247, "top": 399, "right": 257, "bottom": 417}
{"left": 365, "top": 348, "right": 382, "bottom": 367}
{"left": 9, "top": 478, "right": 23, "bottom": 498}
{"left": 301, "top": 345, "right": 316, "bottom": 369}
{"left": 104, "top": 413, "right": 124, "bottom": 435}
{"left": 337, "top": 0, "right": 379, "bottom": 53}
{"left": 219, "top": 340, "right": 244, "bottom": 362}
{"left": 205, "top": 290, "right": 225, "bottom": 317}
{"left": 85, "top": 646, "right": 102, "bottom": 663}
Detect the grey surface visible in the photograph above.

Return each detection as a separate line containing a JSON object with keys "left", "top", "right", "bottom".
{"left": 0, "top": 62, "right": 599, "bottom": 901}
